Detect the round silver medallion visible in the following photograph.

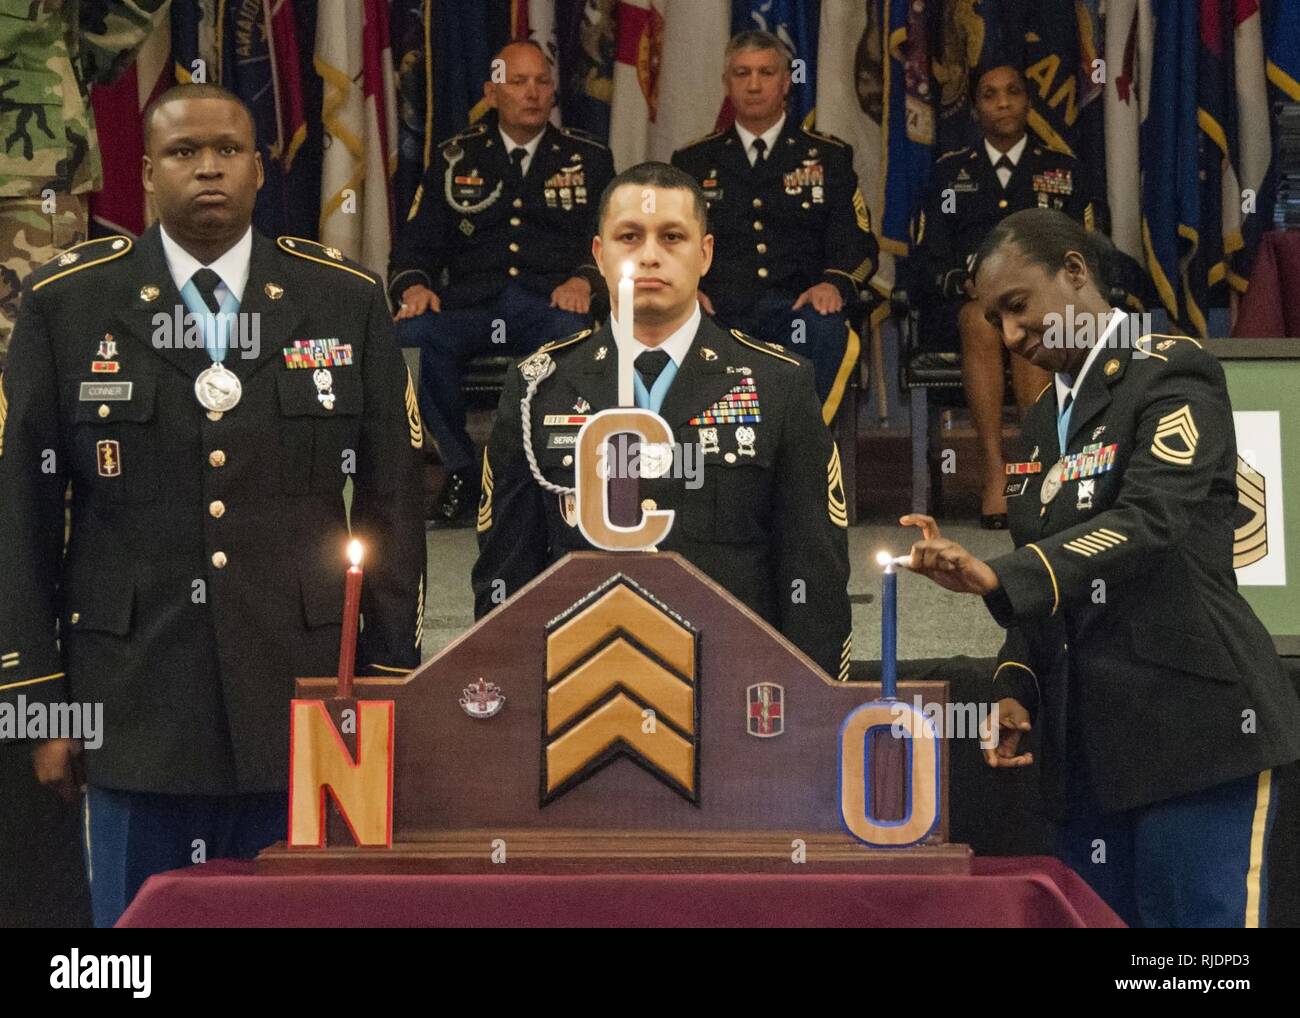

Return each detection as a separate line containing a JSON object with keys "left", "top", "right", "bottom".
{"left": 1039, "top": 458, "right": 1065, "bottom": 505}
{"left": 195, "top": 363, "right": 242, "bottom": 413}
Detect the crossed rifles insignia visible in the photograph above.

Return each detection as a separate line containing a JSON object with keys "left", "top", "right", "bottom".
{"left": 540, "top": 575, "right": 700, "bottom": 805}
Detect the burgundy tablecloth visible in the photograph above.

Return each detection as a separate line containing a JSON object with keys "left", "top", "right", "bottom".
{"left": 116, "top": 856, "right": 1123, "bottom": 928}
{"left": 1234, "top": 231, "right": 1300, "bottom": 337}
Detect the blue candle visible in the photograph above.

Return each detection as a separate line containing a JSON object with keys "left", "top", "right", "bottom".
{"left": 881, "top": 560, "right": 898, "bottom": 699}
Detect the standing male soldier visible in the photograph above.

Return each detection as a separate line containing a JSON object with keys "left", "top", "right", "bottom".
{"left": 0, "top": 85, "right": 425, "bottom": 925}
{"left": 1, "top": 0, "right": 172, "bottom": 370}
{"left": 473, "top": 162, "right": 851, "bottom": 679}
{"left": 672, "top": 30, "right": 877, "bottom": 423}
{"left": 390, "top": 40, "right": 615, "bottom": 527}
{"left": 911, "top": 64, "right": 1103, "bottom": 527}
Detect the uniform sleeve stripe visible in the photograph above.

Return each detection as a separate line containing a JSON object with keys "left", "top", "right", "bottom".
{"left": 0, "top": 671, "right": 65, "bottom": 693}
{"left": 1025, "top": 543, "right": 1060, "bottom": 616}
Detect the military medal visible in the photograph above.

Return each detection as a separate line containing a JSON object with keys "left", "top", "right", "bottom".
{"left": 460, "top": 678, "right": 505, "bottom": 719}
{"left": 735, "top": 426, "right": 757, "bottom": 458}
{"left": 698, "top": 427, "right": 720, "bottom": 456}
{"left": 1040, "top": 458, "right": 1065, "bottom": 504}
{"left": 194, "top": 363, "right": 242, "bottom": 413}
{"left": 314, "top": 368, "right": 336, "bottom": 410}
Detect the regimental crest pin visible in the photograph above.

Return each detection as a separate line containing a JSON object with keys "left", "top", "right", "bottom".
{"left": 1092, "top": 425, "right": 1106, "bottom": 440}
{"left": 460, "top": 678, "right": 506, "bottom": 719}
{"left": 573, "top": 397, "right": 591, "bottom": 414}
{"left": 747, "top": 682, "right": 784, "bottom": 737}
{"left": 594, "top": 345, "right": 608, "bottom": 361}
{"left": 97, "top": 334, "right": 117, "bottom": 360}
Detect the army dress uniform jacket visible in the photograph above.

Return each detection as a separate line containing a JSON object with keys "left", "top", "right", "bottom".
{"left": 387, "top": 119, "right": 615, "bottom": 310}
{"left": 0, "top": 226, "right": 427, "bottom": 795}
{"left": 472, "top": 315, "right": 853, "bottom": 679}
{"left": 982, "top": 334, "right": 1300, "bottom": 818}
{"left": 671, "top": 122, "right": 878, "bottom": 316}
{"left": 911, "top": 143, "right": 1103, "bottom": 303}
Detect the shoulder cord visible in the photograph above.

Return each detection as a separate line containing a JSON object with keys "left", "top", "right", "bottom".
{"left": 443, "top": 145, "right": 503, "bottom": 214}
{"left": 518, "top": 355, "right": 576, "bottom": 495}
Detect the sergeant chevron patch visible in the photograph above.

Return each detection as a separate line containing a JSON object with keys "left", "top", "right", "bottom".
{"left": 1151, "top": 404, "right": 1198, "bottom": 466}
{"left": 828, "top": 443, "right": 849, "bottom": 528}
{"left": 477, "top": 453, "right": 494, "bottom": 533}
{"left": 404, "top": 369, "right": 423, "bottom": 448}
{"left": 1234, "top": 456, "right": 1268, "bottom": 569}
{"left": 0, "top": 375, "right": 8, "bottom": 459}
{"left": 541, "top": 576, "right": 699, "bottom": 805}
{"left": 414, "top": 574, "right": 425, "bottom": 650}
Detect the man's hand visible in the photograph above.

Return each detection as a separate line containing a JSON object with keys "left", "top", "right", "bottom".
{"left": 792, "top": 281, "right": 844, "bottom": 315}
{"left": 32, "top": 738, "right": 82, "bottom": 802}
{"left": 981, "top": 698, "right": 1034, "bottom": 768}
{"left": 696, "top": 289, "right": 716, "bottom": 316}
{"left": 898, "top": 513, "right": 1000, "bottom": 595}
{"left": 395, "top": 284, "right": 440, "bottom": 320}
{"left": 551, "top": 276, "right": 592, "bottom": 314}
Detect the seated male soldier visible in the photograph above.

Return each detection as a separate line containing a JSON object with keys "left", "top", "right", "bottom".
{"left": 472, "top": 162, "right": 852, "bottom": 679}
{"left": 390, "top": 40, "right": 615, "bottom": 527}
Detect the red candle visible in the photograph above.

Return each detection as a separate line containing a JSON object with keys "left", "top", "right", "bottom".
{"left": 337, "top": 539, "right": 364, "bottom": 698}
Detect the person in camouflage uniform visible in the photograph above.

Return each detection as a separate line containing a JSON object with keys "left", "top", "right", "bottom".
{"left": 0, "top": 0, "right": 171, "bottom": 370}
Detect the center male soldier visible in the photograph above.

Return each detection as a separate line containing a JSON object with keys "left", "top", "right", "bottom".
{"left": 910, "top": 64, "right": 1103, "bottom": 528}
{"left": 390, "top": 40, "right": 615, "bottom": 528}
{"left": 472, "top": 162, "right": 852, "bottom": 679}
{"left": 0, "top": 84, "right": 425, "bottom": 926}
{"left": 671, "top": 30, "right": 877, "bottom": 423}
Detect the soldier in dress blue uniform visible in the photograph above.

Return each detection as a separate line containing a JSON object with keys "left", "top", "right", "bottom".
{"left": 390, "top": 41, "right": 615, "bottom": 527}
{"left": 910, "top": 65, "right": 1104, "bottom": 528}
{"left": 473, "top": 163, "right": 852, "bottom": 679}
{"left": 903, "top": 209, "right": 1300, "bottom": 927}
{"left": 0, "top": 86, "right": 425, "bottom": 926}
{"left": 671, "top": 31, "right": 877, "bottom": 424}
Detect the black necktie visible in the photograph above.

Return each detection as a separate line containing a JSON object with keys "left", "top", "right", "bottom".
{"left": 751, "top": 137, "right": 767, "bottom": 169}
{"left": 509, "top": 147, "right": 528, "bottom": 184}
{"left": 635, "top": 349, "right": 672, "bottom": 389}
{"left": 191, "top": 267, "right": 223, "bottom": 314}
{"left": 995, "top": 155, "right": 1014, "bottom": 171}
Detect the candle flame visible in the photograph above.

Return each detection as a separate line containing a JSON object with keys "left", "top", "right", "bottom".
{"left": 621, "top": 260, "right": 634, "bottom": 278}
{"left": 348, "top": 539, "right": 364, "bottom": 567}
{"left": 875, "top": 550, "right": 893, "bottom": 566}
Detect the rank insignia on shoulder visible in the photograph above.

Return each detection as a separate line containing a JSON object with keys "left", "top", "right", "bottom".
{"left": 460, "top": 678, "right": 505, "bottom": 719}
{"left": 747, "top": 682, "right": 784, "bottom": 737}
{"left": 1151, "top": 404, "right": 1198, "bottom": 466}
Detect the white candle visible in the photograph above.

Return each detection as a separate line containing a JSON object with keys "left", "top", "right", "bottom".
{"left": 616, "top": 261, "right": 635, "bottom": 406}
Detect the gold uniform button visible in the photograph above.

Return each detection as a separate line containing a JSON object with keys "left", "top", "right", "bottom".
{"left": 725, "top": 452, "right": 737, "bottom": 464}
{"left": 752, "top": 220, "right": 764, "bottom": 231}
{"left": 641, "top": 498, "right": 658, "bottom": 513}
{"left": 508, "top": 266, "right": 520, "bottom": 277}
{"left": 801, "top": 201, "right": 810, "bottom": 209}
{"left": 757, "top": 267, "right": 769, "bottom": 279}
{"left": 211, "top": 551, "right": 228, "bottom": 569}
{"left": 98, "top": 404, "right": 110, "bottom": 419}
{"left": 756, "top": 243, "right": 767, "bottom": 254}
{"left": 510, "top": 216, "right": 521, "bottom": 226}
{"left": 209, "top": 500, "right": 226, "bottom": 519}
{"left": 509, "top": 242, "right": 520, "bottom": 253}
{"left": 752, "top": 198, "right": 763, "bottom": 209}
{"left": 70, "top": 612, "right": 80, "bottom": 625}
{"left": 513, "top": 198, "right": 523, "bottom": 208}
{"left": 207, "top": 410, "right": 223, "bottom": 422}
{"left": 998, "top": 198, "right": 1009, "bottom": 208}
{"left": 209, "top": 450, "right": 226, "bottom": 468}
{"left": 562, "top": 454, "right": 574, "bottom": 467}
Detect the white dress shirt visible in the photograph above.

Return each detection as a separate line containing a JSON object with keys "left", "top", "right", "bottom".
{"left": 985, "top": 134, "right": 1028, "bottom": 188}
{"left": 499, "top": 125, "right": 545, "bottom": 178}
{"left": 735, "top": 113, "right": 786, "bottom": 166}
{"left": 159, "top": 224, "right": 252, "bottom": 307}
{"left": 610, "top": 301, "right": 702, "bottom": 368}
{"left": 1054, "top": 307, "right": 1126, "bottom": 412}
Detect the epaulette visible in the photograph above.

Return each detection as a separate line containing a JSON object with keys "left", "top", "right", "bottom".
{"left": 440, "top": 122, "right": 488, "bottom": 147}
{"left": 800, "top": 125, "right": 847, "bottom": 148}
{"left": 276, "top": 237, "right": 378, "bottom": 285}
{"left": 558, "top": 125, "right": 607, "bottom": 149}
{"left": 934, "top": 146, "right": 971, "bottom": 164}
{"left": 676, "top": 128, "right": 725, "bottom": 151}
{"left": 537, "top": 328, "right": 593, "bottom": 356}
{"left": 731, "top": 328, "right": 800, "bottom": 366}
{"left": 30, "top": 235, "right": 133, "bottom": 292}
{"left": 1134, "top": 332, "right": 1203, "bottom": 362}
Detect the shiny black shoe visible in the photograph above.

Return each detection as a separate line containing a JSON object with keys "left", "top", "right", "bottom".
{"left": 980, "top": 513, "right": 1009, "bottom": 530}
{"left": 426, "top": 469, "right": 479, "bottom": 529}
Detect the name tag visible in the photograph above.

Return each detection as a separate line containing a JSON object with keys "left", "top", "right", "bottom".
{"left": 547, "top": 432, "right": 578, "bottom": 449}
{"left": 79, "top": 381, "right": 133, "bottom": 401}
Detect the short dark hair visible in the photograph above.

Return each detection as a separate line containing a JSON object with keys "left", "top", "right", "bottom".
{"left": 142, "top": 83, "right": 257, "bottom": 152}
{"left": 969, "top": 63, "right": 1027, "bottom": 105}
{"left": 596, "top": 161, "right": 709, "bottom": 234}
{"left": 971, "top": 207, "right": 1114, "bottom": 291}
